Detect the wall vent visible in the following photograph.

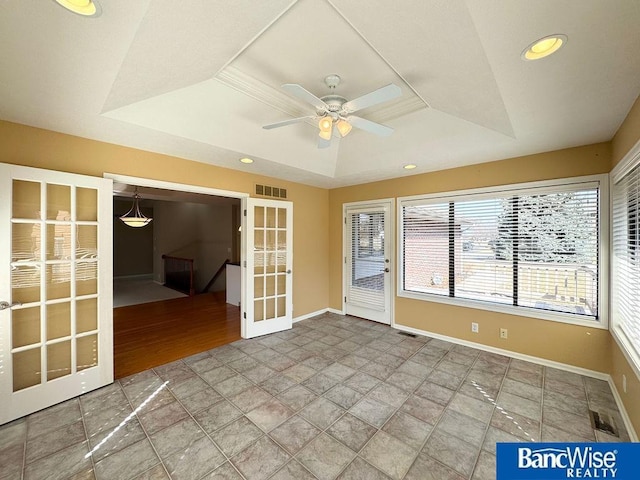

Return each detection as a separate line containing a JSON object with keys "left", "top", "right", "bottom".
{"left": 255, "top": 184, "right": 287, "bottom": 199}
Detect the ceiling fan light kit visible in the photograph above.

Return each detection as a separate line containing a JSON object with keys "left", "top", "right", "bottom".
{"left": 336, "top": 119, "right": 352, "bottom": 137}
{"left": 318, "top": 116, "right": 333, "bottom": 132}
{"left": 264, "top": 74, "right": 401, "bottom": 148}
{"left": 318, "top": 127, "right": 332, "bottom": 140}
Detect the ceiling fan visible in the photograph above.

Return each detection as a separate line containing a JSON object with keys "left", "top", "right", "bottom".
{"left": 263, "top": 74, "right": 402, "bottom": 148}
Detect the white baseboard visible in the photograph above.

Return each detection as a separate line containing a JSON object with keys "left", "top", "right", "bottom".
{"left": 393, "top": 323, "right": 638, "bottom": 441}
{"left": 293, "top": 307, "right": 346, "bottom": 323}
{"left": 608, "top": 377, "right": 639, "bottom": 442}
{"left": 394, "top": 323, "right": 609, "bottom": 380}
{"left": 293, "top": 308, "right": 330, "bottom": 323}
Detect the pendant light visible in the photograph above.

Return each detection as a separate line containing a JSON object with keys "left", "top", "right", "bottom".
{"left": 119, "top": 188, "right": 152, "bottom": 228}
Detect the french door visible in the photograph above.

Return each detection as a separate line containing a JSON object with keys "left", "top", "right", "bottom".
{"left": 0, "top": 164, "right": 113, "bottom": 425}
{"left": 243, "top": 198, "right": 293, "bottom": 338}
{"left": 344, "top": 200, "right": 394, "bottom": 324}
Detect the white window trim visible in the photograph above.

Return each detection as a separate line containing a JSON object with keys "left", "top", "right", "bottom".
{"left": 397, "top": 174, "right": 609, "bottom": 329}
{"left": 610, "top": 138, "right": 640, "bottom": 380}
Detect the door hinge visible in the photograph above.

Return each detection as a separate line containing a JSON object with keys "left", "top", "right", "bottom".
{"left": 243, "top": 261, "right": 247, "bottom": 267}
{"left": 244, "top": 209, "right": 247, "bottom": 216}
{"left": 344, "top": 256, "right": 347, "bottom": 264}
{"left": 344, "top": 296, "right": 347, "bottom": 302}
{"left": 344, "top": 217, "right": 346, "bottom": 225}
{"left": 243, "top": 312, "right": 246, "bottom": 319}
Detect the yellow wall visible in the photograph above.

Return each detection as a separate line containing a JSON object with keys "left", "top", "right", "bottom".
{"left": 611, "top": 340, "right": 640, "bottom": 437}
{"left": 329, "top": 143, "right": 612, "bottom": 372}
{"left": 3, "top": 112, "right": 639, "bottom": 436}
{"left": 0, "top": 120, "right": 329, "bottom": 318}
{"left": 610, "top": 94, "right": 640, "bottom": 437}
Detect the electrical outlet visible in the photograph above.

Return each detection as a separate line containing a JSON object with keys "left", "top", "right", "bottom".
{"left": 623, "top": 374, "right": 627, "bottom": 394}
{"left": 471, "top": 322, "right": 479, "bottom": 333}
{"left": 500, "top": 328, "right": 508, "bottom": 339}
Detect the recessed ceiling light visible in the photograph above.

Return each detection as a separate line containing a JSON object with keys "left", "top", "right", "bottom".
{"left": 239, "top": 157, "right": 254, "bottom": 164}
{"left": 54, "top": 0, "right": 102, "bottom": 17}
{"left": 522, "top": 34, "right": 567, "bottom": 61}
{"left": 404, "top": 164, "right": 417, "bottom": 170}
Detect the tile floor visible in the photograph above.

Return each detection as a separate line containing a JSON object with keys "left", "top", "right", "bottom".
{"left": 0, "top": 313, "right": 630, "bottom": 480}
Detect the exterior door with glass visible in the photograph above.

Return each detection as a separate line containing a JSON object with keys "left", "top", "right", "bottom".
{"left": 0, "top": 163, "right": 113, "bottom": 425}
{"left": 243, "top": 198, "right": 293, "bottom": 338}
{"left": 344, "top": 200, "right": 393, "bottom": 324}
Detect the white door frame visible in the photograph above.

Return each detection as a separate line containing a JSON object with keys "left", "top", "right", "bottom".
{"left": 103, "top": 174, "right": 253, "bottom": 336}
{"left": 342, "top": 199, "right": 395, "bottom": 325}
{"left": 104, "top": 174, "right": 249, "bottom": 203}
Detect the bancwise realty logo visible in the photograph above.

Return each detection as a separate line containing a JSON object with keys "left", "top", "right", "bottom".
{"left": 497, "top": 443, "right": 640, "bottom": 479}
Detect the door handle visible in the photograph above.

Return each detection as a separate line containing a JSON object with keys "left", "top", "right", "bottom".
{"left": 286, "top": 270, "right": 292, "bottom": 274}
{"left": 0, "top": 301, "right": 22, "bottom": 310}
{"left": 384, "top": 268, "right": 390, "bottom": 273}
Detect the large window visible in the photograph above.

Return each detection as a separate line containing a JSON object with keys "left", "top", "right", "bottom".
{"left": 399, "top": 176, "right": 606, "bottom": 325}
{"left": 612, "top": 151, "right": 640, "bottom": 373}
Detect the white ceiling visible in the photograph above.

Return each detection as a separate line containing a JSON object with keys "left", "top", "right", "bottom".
{"left": 1, "top": 0, "right": 639, "bottom": 188}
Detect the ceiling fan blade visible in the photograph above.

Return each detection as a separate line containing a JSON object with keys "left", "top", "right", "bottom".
{"left": 342, "top": 84, "right": 402, "bottom": 113}
{"left": 348, "top": 115, "right": 394, "bottom": 137}
{"left": 262, "top": 116, "right": 314, "bottom": 130}
{"left": 282, "top": 84, "right": 328, "bottom": 111}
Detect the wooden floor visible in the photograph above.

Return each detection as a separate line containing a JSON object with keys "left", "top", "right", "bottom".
{"left": 114, "top": 291, "right": 241, "bottom": 379}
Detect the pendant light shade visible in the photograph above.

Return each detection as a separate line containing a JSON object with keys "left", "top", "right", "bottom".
{"left": 336, "top": 119, "right": 352, "bottom": 137}
{"left": 318, "top": 115, "right": 334, "bottom": 140}
{"left": 120, "top": 188, "right": 152, "bottom": 228}
{"left": 318, "top": 124, "right": 333, "bottom": 140}
{"left": 318, "top": 116, "right": 333, "bottom": 132}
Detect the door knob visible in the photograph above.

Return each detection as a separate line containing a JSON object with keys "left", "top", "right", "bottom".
{"left": 0, "top": 301, "right": 22, "bottom": 310}
{"left": 384, "top": 268, "right": 390, "bottom": 273}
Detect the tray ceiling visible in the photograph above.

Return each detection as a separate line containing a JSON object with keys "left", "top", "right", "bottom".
{"left": 1, "top": 0, "right": 639, "bottom": 187}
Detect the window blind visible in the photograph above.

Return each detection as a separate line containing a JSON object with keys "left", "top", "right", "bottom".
{"left": 612, "top": 162, "right": 640, "bottom": 367}
{"left": 401, "top": 181, "right": 600, "bottom": 320}
{"left": 348, "top": 212, "right": 386, "bottom": 310}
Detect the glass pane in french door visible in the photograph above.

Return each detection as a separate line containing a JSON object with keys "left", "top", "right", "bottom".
{"left": 252, "top": 205, "right": 289, "bottom": 322}
{"left": 10, "top": 180, "right": 100, "bottom": 392}
{"left": 349, "top": 211, "right": 386, "bottom": 310}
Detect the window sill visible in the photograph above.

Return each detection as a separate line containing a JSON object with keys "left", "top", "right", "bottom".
{"left": 397, "top": 289, "right": 608, "bottom": 330}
